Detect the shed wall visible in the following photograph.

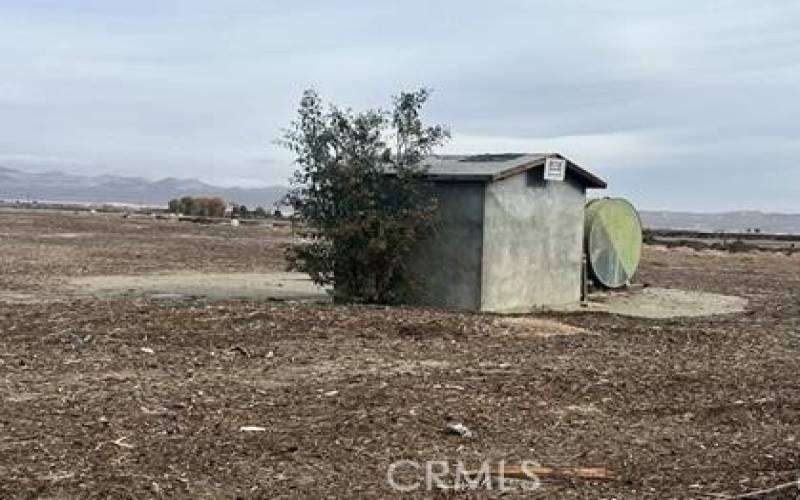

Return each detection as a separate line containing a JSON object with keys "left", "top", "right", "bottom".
{"left": 481, "top": 169, "right": 586, "bottom": 312}
{"left": 406, "top": 182, "right": 485, "bottom": 310}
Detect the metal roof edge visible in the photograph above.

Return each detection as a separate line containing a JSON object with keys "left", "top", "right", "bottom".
{"left": 488, "top": 153, "right": 607, "bottom": 188}
{"left": 393, "top": 153, "right": 608, "bottom": 188}
{"left": 490, "top": 157, "right": 547, "bottom": 182}
{"left": 426, "top": 174, "right": 492, "bottom": 182}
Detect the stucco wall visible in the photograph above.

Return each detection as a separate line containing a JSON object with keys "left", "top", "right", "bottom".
{"left": 406, "top": 182, "right": 484, "bottom": 310}
{"left": 481, "top": 169, "right": 586, "bottom": 312}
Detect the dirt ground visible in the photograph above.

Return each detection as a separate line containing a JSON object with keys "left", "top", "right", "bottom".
{"left": 0, "top": 209, "right": 289, "bottom": 292}
{"left": 1, "top": 209, "right": 799, "bottom": 499}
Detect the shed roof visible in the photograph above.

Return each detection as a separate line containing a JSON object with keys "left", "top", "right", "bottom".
{"left": 419, "top": 153, "right": 606, "bottom": 188}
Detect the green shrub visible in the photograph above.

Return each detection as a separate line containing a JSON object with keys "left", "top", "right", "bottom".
{"left": 280, "top": 88, "right": 448, "bottom": 304}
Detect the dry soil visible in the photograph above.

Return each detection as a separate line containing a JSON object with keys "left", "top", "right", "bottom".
{"left": 0, "top": 209, "right": 798, "bottom": 499}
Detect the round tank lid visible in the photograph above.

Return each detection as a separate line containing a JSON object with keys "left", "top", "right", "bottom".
{"left": 585, "top": 198, "right": 643, "bottom": 288}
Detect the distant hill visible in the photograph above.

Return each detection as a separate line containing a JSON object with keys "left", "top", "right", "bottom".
{"left": 640, "top": 210, "right": 800, "bottom": 234}
{"left": 3, "top": 164, "right": 798, "bottom": 233}
{"left": 0, "top": 166, "right": 286, "bottom": 207}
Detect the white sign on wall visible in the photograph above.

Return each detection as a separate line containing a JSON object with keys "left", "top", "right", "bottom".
{"left": 544, "top": 157, "right": 567, "bottom": 181}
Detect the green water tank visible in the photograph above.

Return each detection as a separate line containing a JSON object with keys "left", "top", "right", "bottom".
{"left": 585, "top": 198, "right": 642, "bottom": 288}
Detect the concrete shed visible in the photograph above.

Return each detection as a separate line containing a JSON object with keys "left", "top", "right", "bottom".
{"left": 407, "top": 153, "right": 606, "bottom": 313}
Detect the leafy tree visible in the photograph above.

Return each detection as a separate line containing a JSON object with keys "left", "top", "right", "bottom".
{"left": 280, "top": 88, "right": 449, "bottom": 304}
{"left": 167, "top": 196, "right": 226, "bottom": 217}
{"left": 253, "top": 206, "right": 268, "bottom": 218}
{"left": 180, "top": 196, "right": 195, "bottom": 214}
{"left": 204, "top": 197, "right": 227, "bottom": 217}
{"left": 231, "top": 204, "right": 249, "bottom": 218}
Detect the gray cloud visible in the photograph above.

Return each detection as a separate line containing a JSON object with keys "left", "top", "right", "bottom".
{"left": 1, "top": 1, "right": 798, "bottom": 211}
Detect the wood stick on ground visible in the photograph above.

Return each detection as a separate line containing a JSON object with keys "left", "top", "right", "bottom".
{"left": 475, "top": 465, "right": 616, "bottom": 482}
{"left": 111, "top": 437, "right": 134, "bottom": 449}
{"left": 713, "top": 480, "right": 800, "bottom": 499}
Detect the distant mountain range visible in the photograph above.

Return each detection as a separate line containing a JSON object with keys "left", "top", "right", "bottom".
{"left": 0, "top": 166, "right": 286, "bottom": 207}
{"left": 2, "top": 165, "right": 798, "bottom": 232}
{"left": 640, "top": 210, "right": 800, "bottom": 234}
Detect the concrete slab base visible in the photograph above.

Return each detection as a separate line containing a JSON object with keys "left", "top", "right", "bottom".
{"left": 61, "top": 272, "right": 329, "bottom": 302}
{"left": 556, "top": 286, "right": 747, "bottom": 319}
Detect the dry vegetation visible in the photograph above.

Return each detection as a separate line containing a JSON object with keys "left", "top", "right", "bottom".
{"left": 1, "top": 209, "right": 799, "bottom": 498}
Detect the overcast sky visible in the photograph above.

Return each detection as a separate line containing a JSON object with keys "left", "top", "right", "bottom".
{"left": 1, "top": 1, "right": 798, "bottom": 211}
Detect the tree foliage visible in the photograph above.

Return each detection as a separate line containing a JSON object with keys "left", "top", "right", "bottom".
{"left": 231, "top": 204, "right": 249, "bottom": 219}
{"left": 231, "top": 204, "right": 269, "bottom": 219}
{"left": 167, "top": 196, "right": 226, "bottom": 217}
{"left": 281, "top": 88, "right": 449, "bottom": 304}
